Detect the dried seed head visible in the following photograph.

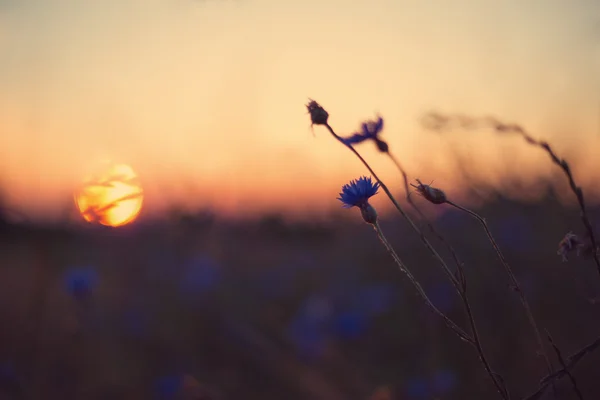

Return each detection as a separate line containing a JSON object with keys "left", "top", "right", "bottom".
{"left": 557, "top": 232, "right": 585, "bottom": 262}
{"left": 412, "top": 179, "right": 447, "bottom": 205}
{"left": 305, "top": 99, "right": 329, "bottom": 126}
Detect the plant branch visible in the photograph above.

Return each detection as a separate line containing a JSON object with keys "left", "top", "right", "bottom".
{"left": 522, "top": 335, "right": 600, "bottom": 400}
{"left": 446, "top": 200, "right": 553, "bottom": 386}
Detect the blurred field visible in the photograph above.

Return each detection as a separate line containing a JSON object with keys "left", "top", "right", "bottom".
{"left": 0, "top": 193, "right": 599, "bottom": 400}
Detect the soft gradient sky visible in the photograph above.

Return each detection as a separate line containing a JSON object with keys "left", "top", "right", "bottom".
{"left": 0, "top": 0, "right": 599, "bottom": 221}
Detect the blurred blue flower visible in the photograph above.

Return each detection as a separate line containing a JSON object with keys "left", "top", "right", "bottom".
{"left": 405, "top": 376, "right": 431, "bottom": 400}
{"left": 338, "top": 177, "right": 379, "bottom": 208}
{"left": 301, "top": 294, "right": 334, "bottom": 323}
{"left": 333, "top": 310, "right": 368, "bottom": 340}
{"left": 288, "top": 295, "right": 333, "bottom": 359}
{"left": 355, "top": 283, "right": 397, "bottom": 316}
{"left": 0, "top": 362, "right": 20, "bottom": 394}
{"left": 342, "top": 116, "right": 384, "bottom": 145}
{"left": 288, "top": 315, "right": 327, "bottom": 360}
{"left": 63, "top": 266, "right": 98, "bottom": 300}
{"left": 494, "top": 215, "right": 534, "bottom": 253}
{"left": 179, "top": 255, "right": 220, "bottom": 295}
{"left": 437, "top": 209, "right": 465, "bottom": 232}
{"left": 432, "top": 369, "right": 457, "bottom": 394}
{"left": 256, "top": 264, "right": 297, "bottom": 299}
{"left": 154, "top": 375, "right": 182, "bottom": 399}
{"left": 426, "top": 281, "right": 456, "bottom": 313}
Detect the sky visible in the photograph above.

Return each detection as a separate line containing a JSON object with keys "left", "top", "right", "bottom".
{"left": 0, "top": 0, "right": 599, "bottom": 222}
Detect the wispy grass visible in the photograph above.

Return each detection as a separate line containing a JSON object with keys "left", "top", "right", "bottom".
{"left": 422, "top": 112, "right": 600, "bottom": 276}
{"left": 410, "top": 179, "right": 554, "bottom": 393}
{"left": 419, "top": 111, "right": 600, "bottom": 398}
{"left": 308, "top": 100, "right": 509, "bottom": 399}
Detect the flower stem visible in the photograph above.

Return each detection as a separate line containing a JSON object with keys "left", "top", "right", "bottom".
{"left": 371, "top": 221, "right": 473, "bottom": 345}
{"left": 324, "top": 124, "right": 458, "bottom": 289}
{"left": 386, "top": 151, "right": 508, "bottom": 399}
{"left": 446, "top": 200, "right": 553, "bottom": 382}
{"left": 372, "top": 221, "right": 508, "bottom": 399}
{"left": 323, "top": 121, "right": 508, "bottom": 398}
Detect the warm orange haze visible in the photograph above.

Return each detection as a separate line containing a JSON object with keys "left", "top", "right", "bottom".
{"left": 74, "top": 161, "right": 144, "bottom": 227}
{"left": 0, "top": 0, "right": 599, "bottom": 222}
{"left": 3, "top": 3, "right": 600, "bottom": 399}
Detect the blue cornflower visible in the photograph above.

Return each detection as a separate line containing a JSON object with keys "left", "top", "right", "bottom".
{"left": 179, "top": 255, "right": 220, "bottom": 296}
{"left": 333, "top": 310, "right": 368, "bottom": 340}
{"left": 432, "top": 369, "right": 457, "bottom": 394}
{"left": 155, "top": 375, "right": 182, "bottom": 399}
{"left": 338, "top": 176, "right": 380, "bottom": 224}
{"left": 342, "top": 116, "right": 388, "bottom": 151}
{"left": 63, "top": 266, "right": 98, "bottom": 300}
{"left": 405, "top": 376, "right": 431, "bottom": 400}
{"left": 337, "top": 176, "right": 379, "bottom": 208}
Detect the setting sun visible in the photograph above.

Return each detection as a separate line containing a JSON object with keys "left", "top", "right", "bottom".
{"left": 74, "top": 162, "right": 144, "bottom": 227}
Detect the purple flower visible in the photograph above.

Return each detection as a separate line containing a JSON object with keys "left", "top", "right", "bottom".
{"left": 426, "top": 281, "right": 456, "bottom": 313}
{"left": 179, "top": 255, "right": 220, "bottom": 295}
{"left": 342, "top": 116, "right": 385, "bottom": 146}
{"left": 432, "top": 369, "right": 457, "bottom": 394}
{"left": 338, "top": 177, "right": 380, "bottom": 208}
{"left": 354, "top": 283, "right": 397, "bottom": 316}
{"left": 405, "top": 376, "right": 431, "bottom": 399}
{"left": 155, "top": 375, "right": 182, "bottom": 399}
{"left": 288, "top": 295, "right": 333, "bottom": 360}
{"left": 63, "top": 266, "right": 98, "bottom": 300}
{"left": 333, "top": 310, "right": 368, "bottom": 339}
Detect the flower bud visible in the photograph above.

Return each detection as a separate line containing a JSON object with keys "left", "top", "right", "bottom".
{"left": 414, "top": 180, "right": 447, "bottom": 205}
{"left": 360, "top": 203, "right": 378, "bottom": 224}
{"left": 375, "top": 138, "right": 389, "bottom": 153}
{"left": 305, "top": 99, "right": 329, "bottom": 126}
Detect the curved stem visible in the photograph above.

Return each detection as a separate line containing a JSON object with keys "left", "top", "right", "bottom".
{"left": 372, "top": 221, "right": 473, "bottom": 345}
{"left": 324, "top": 124, "right": 458, "bottom": 288}
{"left": 323, "top": 121, "right": 507, "bottom": 398}
{"left": 386, "top": 151, "right": 508, "bottom": 399}
{"left": 386, "top": 151, "right": 462, "bottom": 289}
{"left": 446, "top": 200, "right": 553, "bottom": 381}
{"left": 372, "top": 221, "right": 508, "bottom": 399}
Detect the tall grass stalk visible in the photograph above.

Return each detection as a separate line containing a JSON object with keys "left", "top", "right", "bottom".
{"left": 422, "top": 113, "right": 600, "bottom": 276}
{"left": 371, "top": 221, "right": 473, "bottom": 344}
{"left": 310, "top": 101, "right": 508, "bottom": 398}
{"left": 446, "top": 199, "right": 553, "bottom": 381}
{"left": 386, "top": 150, "right": 512, "bottom": 399}
{"left": 371, "top": 220, "right": 508, "bottom": 399}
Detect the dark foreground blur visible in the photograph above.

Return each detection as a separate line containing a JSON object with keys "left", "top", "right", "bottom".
{"left": 0, "top": 195, "right": 599, "bottom": 400}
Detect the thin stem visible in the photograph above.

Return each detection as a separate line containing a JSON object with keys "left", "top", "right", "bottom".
{"left": 324, "top": 124, "right": 458, "bottom": 291}
{"left": 387, "top": 151, "right": 462, "bottom": 289}
{"left": 372, "top": 221, "right": 507, "bottom": 399}
{"left": 321, "top": 119, "right": 507, "bottom": 398}
{"left": 446, "top": 200, "right": 553, "bottom": 383}
{"left": 423, "top": 114, "right": 600, "bottom": 276}
{"left": 508, "top": 128, "right": 600, "bottom": 276}
{"left": 372, "top": 221, "right": 473, "bottom": 345}
{"left": 387, "top": 151, "right": 508, "bottom": 399}
{"left": 546, "top": 331, "right": 584, "bottom": 400}
{"left": 522, "top": 334, "right": 600, "bottom": 400}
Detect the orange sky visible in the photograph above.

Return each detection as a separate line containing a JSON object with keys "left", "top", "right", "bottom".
{"left": 0, "top": 0, "right": 599, "bottom": 222}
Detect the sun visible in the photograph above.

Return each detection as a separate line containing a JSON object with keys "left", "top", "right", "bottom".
{"left": 74, "top": 162, "right": 144, "bottom": 227}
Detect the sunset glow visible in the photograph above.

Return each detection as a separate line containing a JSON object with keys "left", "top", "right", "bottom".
{"left": 74, "top": 162, "right": 143, "bottom": 227}
{"left": 0, "top": 0, "right": 599, "bottom": 221}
